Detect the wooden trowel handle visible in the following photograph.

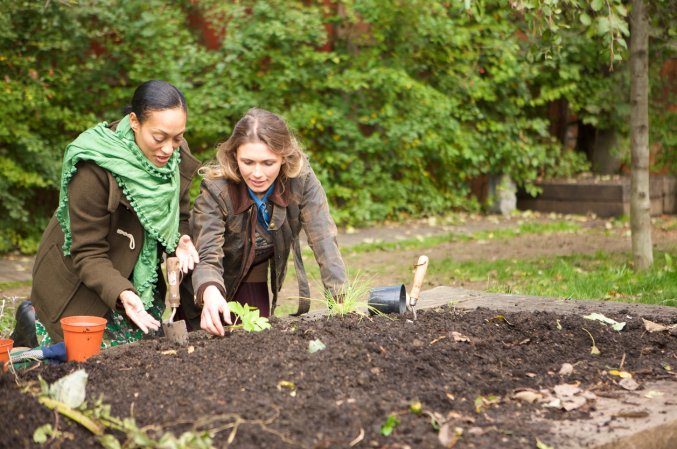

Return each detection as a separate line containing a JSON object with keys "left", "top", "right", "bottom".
{"left": 409, "top": 255, "right": 429, "bottom": 307}
{"left": 167, "top": 256, "right": 181, "bottom": 308}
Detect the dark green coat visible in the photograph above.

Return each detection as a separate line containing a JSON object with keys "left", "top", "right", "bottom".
{"left": 31, "top": 134, "right": 200, "bottom": 342}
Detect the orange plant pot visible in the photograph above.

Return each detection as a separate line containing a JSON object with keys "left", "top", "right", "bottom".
{"left": 60, "top": 316, "right": 107, "bottom": 362}
{"left": 0, "top": 338, "right": 13, "bottom": 365}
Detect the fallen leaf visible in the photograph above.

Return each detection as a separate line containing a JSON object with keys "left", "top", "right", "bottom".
{"left": 438, "top": 424, "right": 463, "bottom": 448}
{"left": 512, "top": 390, "right": 543, "bottom": 404}
{"left": 583, "top": 313, "right": 626, "bottom": 331}
{"left": 608, "top": 369, "right": 633, "bottom": 379}
{"left": 559, "top": 363, "right": 574, "bottom": 375}
{"left": 308, "top": 339, "right": 326, "bottom": 353}
{"left": 644, "top": 390, "right": 664, "bottom": 399}
{"left": 536, "top": 438, "right": 555, "bottom": 449}
{"left": 474, "top": 395, "right": 501, "bottom": 413}
{"left": 642, "top": 318, "right": 677, "bottom": 333}
{"left": 554, "top": 383, "right": 581, "bottom": 397}
{"left": 49, "top": 369, "right": 88, "bottom": 409}
{"left": 277, "top": 380, "right": 296, "bottom": 391}
{"left": 451, "top": 332, "right": 471, "bottom": 343}
{"left": 615, "top": 409, "right": 650, "bottom": 418}
{"left": 619, "top": 378, "right": 639, "bottom": 391}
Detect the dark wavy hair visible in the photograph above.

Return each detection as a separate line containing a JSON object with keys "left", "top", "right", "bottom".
{"left": 124, "top": 80, "right": 187, "bottom": 123}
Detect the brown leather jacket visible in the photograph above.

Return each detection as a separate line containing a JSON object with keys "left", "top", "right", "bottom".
{"left": 188, "top": 163, "right": 346, "bottom": 316}
{"left": 31, "top": 128, "right": 200, "bottom": 342}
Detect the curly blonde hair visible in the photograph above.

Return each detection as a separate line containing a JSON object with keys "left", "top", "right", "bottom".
{"left": 203, "top": 108, "right": 306, "bottom": 182}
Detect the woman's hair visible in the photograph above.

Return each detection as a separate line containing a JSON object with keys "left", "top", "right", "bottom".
{"left": 124, "top": 80, "right": 187, "bottom": 124}
{"left": 205, "top": 108, "right": 306, "bottom": 181}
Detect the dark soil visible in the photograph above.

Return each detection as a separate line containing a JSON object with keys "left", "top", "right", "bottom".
{"left": 2, "top": 306, "right": 676, "bottom": 449}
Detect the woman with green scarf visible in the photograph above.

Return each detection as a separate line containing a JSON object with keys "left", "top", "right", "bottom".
{"left": 25, "top": 80, "right": 201, "bottom": 347}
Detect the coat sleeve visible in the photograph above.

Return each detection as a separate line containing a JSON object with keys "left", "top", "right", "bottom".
{"left": 68, "top": 163, "right": 135, "bottom": 310}
{"left": 298, "top": 165, "right": 347, "bottom": 296}
{"left": 190, "top": 179, "right": 228, "bottom": 303}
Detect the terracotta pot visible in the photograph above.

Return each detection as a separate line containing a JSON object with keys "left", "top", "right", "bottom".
{"left": 60, "top": 316, "right": 107, "bottom": 362}
{"left": 0, "top": 338, "right": 13, "bottom": 364}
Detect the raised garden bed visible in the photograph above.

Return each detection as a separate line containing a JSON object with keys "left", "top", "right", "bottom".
{"left": 1, "top": 290, "right": 676, "bottom": 449}
{"left": 517, "top": 175, "right": 676, "bottom": 217}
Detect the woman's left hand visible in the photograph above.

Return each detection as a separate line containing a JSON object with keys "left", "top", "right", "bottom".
{"left": 175, "top": 234, "right": 199, "bottom": 273}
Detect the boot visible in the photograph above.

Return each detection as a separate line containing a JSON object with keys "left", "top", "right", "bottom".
{"left": 10, "top": 300, "right": 38, "bottom": 348}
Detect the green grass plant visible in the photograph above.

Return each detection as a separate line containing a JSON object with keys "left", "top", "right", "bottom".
{"left": 338, "top": 221, "right": 582, "bottom": 255}
{"left": 432, "top": 251, "right": 677, "bottom": 307}
{"left": 323, "top": 274, "right": 374, "bottom": 317}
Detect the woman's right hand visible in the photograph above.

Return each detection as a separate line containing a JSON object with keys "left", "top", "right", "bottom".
{"left": 201, "top": 285, "right": 232, "bottom": 336}
{"left": 118, "top": 290, "right": 161, "bottom": 333}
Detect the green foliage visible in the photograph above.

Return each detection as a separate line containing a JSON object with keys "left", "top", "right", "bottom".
{"left": 433, "top": 250, "right": 677, "bottom": 306}
{"left": 380, "top": 414, "right": 400, "bottom": 436}
{"left": 0, "top": 0, "right": 671, "bottom": 252}
{"left": 0, "top": 0, "right": 207, "bottom": 252}
{"left": 324, "top": 274, "right": 372, "bottom": 316}
{"left": 227, "top": 301, "right": 271, "bottom": 332}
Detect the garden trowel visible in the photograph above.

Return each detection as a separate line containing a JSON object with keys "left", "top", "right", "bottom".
{"left": 407, "top": 255, "right": 429, "bottom": 320}
{"left": 162, "top": 257, "right": 188, "bottom": 345}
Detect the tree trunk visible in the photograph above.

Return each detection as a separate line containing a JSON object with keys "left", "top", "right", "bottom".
{"left": 629, "top": 0, "right": 653, "bottom": 271}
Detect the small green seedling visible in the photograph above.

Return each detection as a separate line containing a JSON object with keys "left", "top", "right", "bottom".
{"left": 380, "top": 414, "right": 400, "bottom": 436}
{"left": 227, "top": 302, "right": 271, "bottom": 332}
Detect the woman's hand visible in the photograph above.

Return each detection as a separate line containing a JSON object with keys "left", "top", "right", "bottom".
{"left": 118, "top": 290, "right": 161, "bottom": 333}
{"left": 201, "top": 285, "right": 232, "bottom": 337}
{"left": 175, "top": 234, "right": 199, "bottom": 273}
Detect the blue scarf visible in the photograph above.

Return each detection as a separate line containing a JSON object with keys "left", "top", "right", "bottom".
{"left": 247, "top": 182, "right": 275, "bottom": 231}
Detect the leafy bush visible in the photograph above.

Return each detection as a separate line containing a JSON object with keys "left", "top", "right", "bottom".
{"left": 0, "top": 0, "right": 672, "bottom": 253}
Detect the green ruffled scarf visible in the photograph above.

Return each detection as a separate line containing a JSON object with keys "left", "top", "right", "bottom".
{"left": 56, "top": 114, "right": 181, "bottom": 309}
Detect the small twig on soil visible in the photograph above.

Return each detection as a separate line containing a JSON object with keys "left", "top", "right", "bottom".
{"left": 48, "top": 409, "right": 60, "bottom": 445}
{"left": 349, "top": 427, "right": 364, "bottom": 447}
{"left": 430, "top": 335, "right": 447, "bottom": 345}
{"left": 619, "top": 352, "right": 626, "bottom": 370}
{"left": 192, "top": 406, "right": 302, "bottom": 447}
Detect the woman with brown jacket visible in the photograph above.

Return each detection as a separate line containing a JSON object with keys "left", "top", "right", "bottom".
{"left": 186, "top": 108, "right": 346, "bottom": 336}
{"left": 27, "top": 80, "right": 200, "bottom": 346}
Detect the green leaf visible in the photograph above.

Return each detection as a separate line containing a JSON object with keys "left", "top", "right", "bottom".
{"left": 380, "top": 414, "right": 400, "bottom": 436}
{"left": 33, "top": 424, "right": 53, "bottom": 444}
{"left": 579, "top": 13, "right": 592, "bottom": 26}
{"left": 536, "top": 438, "right": 555, "bottom": 449}
{"left": 98, "top": 435, "right": 122, "bottom": 449}
{"left": 49, "top": 369, "right": 88, "bottom": 408}
{"left": 591, "top": 0, "right": 604, "bottom": 12}
{"left": 308, "top": 339, "right": 326, "bottom": 353}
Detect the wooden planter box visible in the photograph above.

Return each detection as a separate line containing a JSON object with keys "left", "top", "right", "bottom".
{"left": 517, "top": 176, "right": 677, "bottom": 217}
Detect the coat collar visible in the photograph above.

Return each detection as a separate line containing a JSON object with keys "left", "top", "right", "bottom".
{"left": 228, "top": 178, "right": 290, "bottom": 214}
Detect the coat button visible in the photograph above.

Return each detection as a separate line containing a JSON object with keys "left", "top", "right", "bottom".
{"left": 269, "top": 223, "right": 276, "bottom": 229}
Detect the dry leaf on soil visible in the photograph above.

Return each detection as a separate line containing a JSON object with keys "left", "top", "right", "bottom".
{"left": 642, "top": 318, "right": 677, "bottom": 333}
